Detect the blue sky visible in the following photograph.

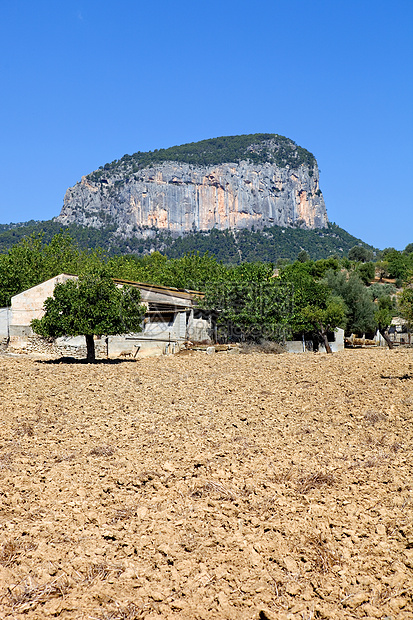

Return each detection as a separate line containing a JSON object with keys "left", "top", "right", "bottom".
{"left": 1, "top": 0, "right": 412, "bottom": 250}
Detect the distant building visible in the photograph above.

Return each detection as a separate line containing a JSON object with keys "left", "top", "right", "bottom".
{"left": 0, "top": 274, "right": 212, "bottom": 358}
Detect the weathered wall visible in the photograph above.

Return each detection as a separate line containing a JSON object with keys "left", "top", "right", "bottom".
{"left": 9, "top": 275, "right": 76, "bottom": 341}
{"left": 56, "top": 160, "right": 328, "bottom": 235}
{"left": 0, "top": 307, "right": 11, "bottom": 339}
{"left": 284, "top": 328, "right": 345, "bottom": 353}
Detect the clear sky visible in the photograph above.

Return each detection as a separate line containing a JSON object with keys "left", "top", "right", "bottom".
{"left": 1, "top": 0, "right": 412, "bottom": 250}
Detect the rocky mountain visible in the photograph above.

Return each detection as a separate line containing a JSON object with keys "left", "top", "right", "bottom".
{"left": 56, "top": 134, "right": 328, "bottom": 235}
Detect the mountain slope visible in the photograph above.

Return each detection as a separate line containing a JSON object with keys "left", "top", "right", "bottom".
{"left": 0, "top": 220, "right": 375, "bottom": 263}
{"left": 55, "top": 134, "right": 328, "bottom": 234}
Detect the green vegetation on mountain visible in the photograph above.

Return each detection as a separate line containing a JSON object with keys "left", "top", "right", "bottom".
{"left": 162, "top": 223, "right": 374, "bottom": 263}
{"left": 0, "top": 220, "right": 375, "bottom": 263}
{"left": 87, "top": 134, "right": 316, "bottom": 183}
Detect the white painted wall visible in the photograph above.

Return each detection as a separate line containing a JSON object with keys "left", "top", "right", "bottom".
{"left": 10, "top": 274, "right": 75, "bottom": 339}
{"left": 0, "top": 308, "right": 11, "bottom": 339}
{"left": 285, "top": 328, "right": 345, "bottom": 353}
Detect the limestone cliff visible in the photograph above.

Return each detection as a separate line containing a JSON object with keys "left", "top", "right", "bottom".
{"left": 56, "top": 134, "right": 328, "bottom": 235}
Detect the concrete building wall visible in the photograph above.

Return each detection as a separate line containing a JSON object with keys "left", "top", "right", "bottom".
{"left": 285, "top": 328, "right": 345, "bottom": 353}
{"left": 0, "top": 308, "right": 11, "bottom": 339}
{"left": 10, "top": 274, "right": 75, "bottom": 340}
{"left": 187, "top": 317, "right": 212, "bottom": 342}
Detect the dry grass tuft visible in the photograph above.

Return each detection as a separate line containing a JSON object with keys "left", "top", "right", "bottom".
{"left": 271, "top": 468, "right": 295, "bottom": 484}
{"left": 296, "top": 471, "right": 335, "bottom": 494}
{"left": 190, "top": 480, "right": 237, "bottom": 500}
{"left": 54, "top": 451, "right": 76, "bottom": 463}
{"left": 111, "top": 506, "right": 140, "bottom": 523}
{"left": 0, "top": 452, "right": 13, "bottom": 470}
{"left": 83, "top": 563, "right": 124, "bottom": 584}
{"left": 305, "top": 534, "right": 340, "bottom": 573}
{"left": 0, "top": 539, "right": 37, "bottom": 566}
{"left": 14, "top": 422, "right": 34, "bottom": 437}
{"left": 4, "top": 575, "right": 70, "bottom": 611}
{"left": 138, "top": 470, "right": 161, "bottom": 483}
{"left": 365, "top": 432, "right": 388, "bottom": 447}
{"left": 93, "top": 602, "right": 142, "bottom": 620}
{"left": 364, "top": 410, "right": 387, "bottom": 425}
{"left": 89, "top": 445, "right": 115, "bottom": 457}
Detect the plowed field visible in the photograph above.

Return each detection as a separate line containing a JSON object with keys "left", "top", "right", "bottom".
{"left": 0, "top": 349, "right": 412, "bottom": 619}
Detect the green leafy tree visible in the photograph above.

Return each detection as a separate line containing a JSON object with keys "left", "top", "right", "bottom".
{"left": 381, "top": 248, "right": 408, "bottom": 282}
{"left": 297, "top": 249, "right": 310, "bottom": 263}
{"left": 399, "top": 287, "right": 413, "bottom": 328}
{"left": 295, "top": 296, "right": 347, "bottom": 353}
{"left": 280, "top": 263, "right": 347, "bottom": 352}
{"left": 0, "top": 231, "right": 105, "bottom": 306}
{"left": 356, "top": 261, "right": 375, "bottom": 285}
{"left": 368, "top": 282, "right": 396, "bottom": 302}
{"left": 375, "top": 296, "right": 395, "bottom": 349}
{"left": 31, "top": 270, "right": 146, "bottom": 362}
{"left": 325, "top": 270, "right": 376, "bottom": 335}
{"left": 201, "top": 279, "right": 292, "bottom": 343}
{"left": 348, "top": 245, "right": 374, "bottom": 263}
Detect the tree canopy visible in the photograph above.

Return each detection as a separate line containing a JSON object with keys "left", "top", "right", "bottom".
{"left": 31, "top": 270, "right": 146, "bottom": 362}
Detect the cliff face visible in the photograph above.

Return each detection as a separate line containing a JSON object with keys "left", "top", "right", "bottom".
{"left": 56, "top": 136, "right": 328, "bottom": 234}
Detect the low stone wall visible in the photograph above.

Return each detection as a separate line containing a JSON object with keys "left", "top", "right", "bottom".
{"left": 6, "top": 335, "right": 107, "bottom": 359}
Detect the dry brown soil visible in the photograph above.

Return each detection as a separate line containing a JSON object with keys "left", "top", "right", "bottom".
{"left": 0, "top": 349, "right": 412, "bottom": 620}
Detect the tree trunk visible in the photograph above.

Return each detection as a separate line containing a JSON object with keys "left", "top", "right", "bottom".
{"left": 319, "top": 323, "right": 332, "bottom": 354}
{"left": 379, "top": 329, "right": 394, "bottom": 349}
{"left": 322, "top": 333, "right": 332, "bottom": 354}
{"left": 85, "top": 334, "right": 96, "bottom": 362}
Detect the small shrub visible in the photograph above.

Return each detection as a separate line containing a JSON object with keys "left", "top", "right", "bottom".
{"left": 240, "top": 340, "right": 285, "bottom": 354}
{"left": 89, "top": 445, "right": 115, "bottom": 457}
{"left": 296, "top": 471, "right": 335, "bottom": 494}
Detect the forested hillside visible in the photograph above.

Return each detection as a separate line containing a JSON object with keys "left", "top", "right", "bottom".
{"left": 0, "top": 220, "right": 374, "bottom": 262}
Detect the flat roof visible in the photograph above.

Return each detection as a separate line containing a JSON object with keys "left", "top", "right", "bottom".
{"left": 112, "top": 278, "right": 205, "bottom": 299}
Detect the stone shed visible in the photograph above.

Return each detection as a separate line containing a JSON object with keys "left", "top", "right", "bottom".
{"left": 5, "top": 275, "right": 212, "bottom": 358}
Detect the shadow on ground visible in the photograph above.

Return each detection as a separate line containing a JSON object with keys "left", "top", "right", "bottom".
{"left": 37, "top": 357, "right": 138, "bottom": 365}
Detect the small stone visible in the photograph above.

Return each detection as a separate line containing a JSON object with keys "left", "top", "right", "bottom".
{"left": 163, "top": 461, "right": 175, "bottom": 472}
{"left": 285, "top": 582, "right": 300, "bottom": 596}
{"left": 403, "top": 550, "right": 413, "bottom": 568}
{"left": 361, "top": 603, "right": 382, "bottom": 618}
{"left": 206, "top": 346, "right": 216, "bottom": 354}
{"left": 258, "top": 609, "right": 276, "bottom": 620}
{"left": 345, "top": 591, "right": 369, "bottom": 608}
{"left": 122, "top": 567, "right": 137, "bottom": 579}
{"left": 388, "top": 572, "right": 405, "bottom": 588}
{"left": 284, "top": 556, "right": 299, "bottom": 573}
{"left": 217, "top": 591, "right": 228, "bottom": 607}
{"left": 388, "top": 596, "right": 406, "bottom": 612}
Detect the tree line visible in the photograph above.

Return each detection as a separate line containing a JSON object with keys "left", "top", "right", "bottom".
{"left": 1, "top": 232, "right": 412, "bottom": 356}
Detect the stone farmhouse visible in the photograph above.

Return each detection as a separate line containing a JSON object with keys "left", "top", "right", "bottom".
{"left": 0, "top": 274, "right": 348, "bottom": 357}
{"left": 0, "top": 274, "right": 211, "bottom": 358}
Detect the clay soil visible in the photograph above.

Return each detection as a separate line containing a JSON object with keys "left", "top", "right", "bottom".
{"left": 0, "top": 349, "right": 412, "bottom": 620}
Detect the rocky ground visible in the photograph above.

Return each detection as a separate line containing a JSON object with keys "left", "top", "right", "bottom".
{"left": 0, "top": 348, "right": 412, "bottom": 620}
